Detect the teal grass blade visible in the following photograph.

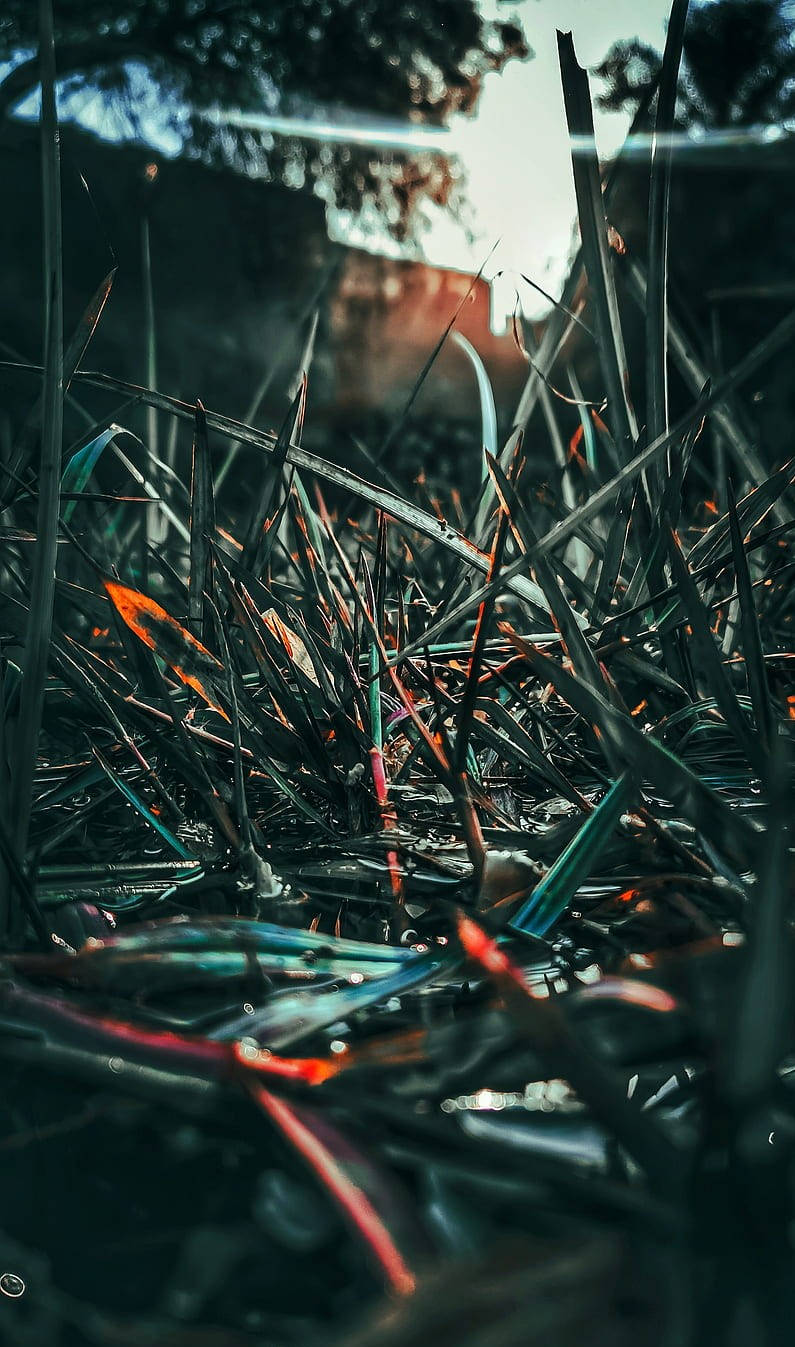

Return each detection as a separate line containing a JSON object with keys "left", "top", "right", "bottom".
{"left": 511, "top": 771, "right": 635, "bottom": 936}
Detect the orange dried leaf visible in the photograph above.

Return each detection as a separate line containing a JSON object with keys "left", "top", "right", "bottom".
{"left": 104, "top": 579, "right": 229, "bottom": 719}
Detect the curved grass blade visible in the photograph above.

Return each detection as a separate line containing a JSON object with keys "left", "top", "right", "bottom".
{"left": 248, "top": 1084, "right": 418, "bottom": 1296}
{"left": 60, "top": 426, "right": 117, "bottom": 522}
{"left": 452, "top": 331, "right": 498, "bottom": 539}
{"left": 452, "top": 332, "right": 497, "bottom": 465}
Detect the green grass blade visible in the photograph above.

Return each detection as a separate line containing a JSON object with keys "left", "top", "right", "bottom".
{"left": 61, "top": 426, "right": 117, "bottom": 523}
{"left": 512, "top": 771, "right": 635, "bottom": 935}
{"left": 92, "top": 747, "right": 194, "bottom": 861}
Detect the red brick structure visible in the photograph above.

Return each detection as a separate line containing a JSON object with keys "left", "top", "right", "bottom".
{"left": 328, "top": 252, "right": 527, "bottom": 422}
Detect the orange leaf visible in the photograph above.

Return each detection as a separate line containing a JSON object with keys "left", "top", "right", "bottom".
{"left": 104, "top": 580, "right": 229, "bottom": 719}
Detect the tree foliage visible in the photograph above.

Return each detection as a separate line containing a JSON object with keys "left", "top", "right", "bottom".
{"left": 0, "top": 0, "right": 529, "bottom": 238}
{"left": 596, "top": 0, "right": 795, "bottom": 127}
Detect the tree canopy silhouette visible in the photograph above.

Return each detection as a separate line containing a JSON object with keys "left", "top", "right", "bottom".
{"left": 0, "top": 0, "right": 529, "bottom": 238}
{"left": 596, "top": 0, "right": 795, "bottom": 127}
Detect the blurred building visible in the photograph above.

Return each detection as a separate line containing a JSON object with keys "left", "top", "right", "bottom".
{"left": 0, "top": 119, "right": 526, "bottom": 461}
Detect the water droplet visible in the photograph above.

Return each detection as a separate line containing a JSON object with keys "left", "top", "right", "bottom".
{"left": 0, "top": 1273, "right": 25, "bottom": 1298}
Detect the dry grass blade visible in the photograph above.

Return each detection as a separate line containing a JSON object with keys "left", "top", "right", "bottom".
{"left": 104, "top": 579, "right": 228, "bottom": 718}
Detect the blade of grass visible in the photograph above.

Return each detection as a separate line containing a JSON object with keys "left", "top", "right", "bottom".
{"left": 9, "top": 0, "right": 64, "bottom": 904}
{"left": 557, "top": 30, "right": 638, "bottom": 459}
{"left": 726, "top": 479, "right": 774, "bottom": 752}
{"left": 240, "top": 381, "right": 303, "bottom": 576}
{"left": 91, "top": 745, "right": 194, "bottom": 860}
{"left": 60, "top": 426, "right": 118, "bottom": 523}
{"left": 378, "top": 301, "right": 795, "bottom": 673}
{"left": 646, "top": 0, "right": 689, "bottom": 460}
{"left": 502, "top": 628, "right": 761, "bottom": 871}
{"left": 188, "top": 399, "right": 215, "bottom": 640}
{"left": 104, "top": 580, "right": 227, "bottom": 718}
{"left": 511, "top": 771, "right": 636, "bottom": 936}
{"left": 452, "top": 331, "right": 498, "bottom": 541}
{"left": 665, "top": 525, "right": 765, "bottom": 775}
{"left": 725, "top": 739, "right": 790, "bottom": 1105}
{"left": 247, "top": 1084, "right": 417, "bottom": 1296}
{"left": 1, "top": 269, "right": 115, "bottom": 507}
{"left": 455, "top": 913, "right": 680, "bottom": 1192}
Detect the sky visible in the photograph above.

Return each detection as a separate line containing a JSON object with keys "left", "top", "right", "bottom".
{"left": 332, "top": 0, "right": 673, "bottom": 326}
